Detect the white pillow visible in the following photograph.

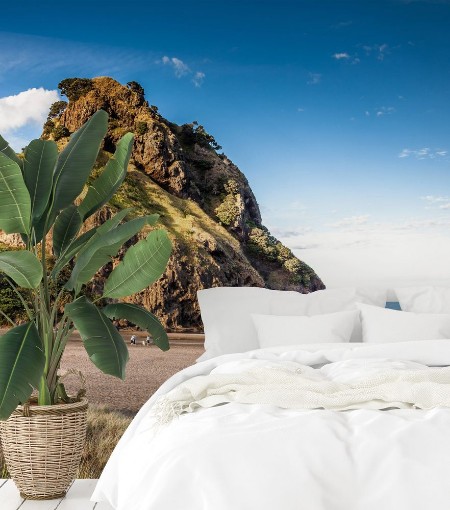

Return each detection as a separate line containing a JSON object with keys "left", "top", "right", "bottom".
{"left": 395, "top": 286, "right": 450, "bottom": 314}
{"left": 197, "top": 287, "right": 387, "bottom": 360}
{"left": 251, "top": 310, "right": 358, "bottom": 348}
{"left": 357, "top": 302, "right": 450, "bottom": 343}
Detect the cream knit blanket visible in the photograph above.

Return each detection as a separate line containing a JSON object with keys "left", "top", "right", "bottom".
{"left": 154, "top": 362, "right": 450, "bottom": 424}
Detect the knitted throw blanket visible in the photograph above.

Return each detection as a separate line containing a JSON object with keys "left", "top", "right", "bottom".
{"left": 154, "top": 362, "right": 450, "bottom": 424}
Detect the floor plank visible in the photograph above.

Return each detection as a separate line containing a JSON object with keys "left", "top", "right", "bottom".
{"left": 0, "top": 479, "right": 24, "bottom": 510}
{"left": 20, "top": 489, "right": 66, "bottom": 510}
{"left": 0, "top": 480, "right": 113, "bottom": 510}
{"left": 56, "top": 480, "right": 98, "bottom": 510}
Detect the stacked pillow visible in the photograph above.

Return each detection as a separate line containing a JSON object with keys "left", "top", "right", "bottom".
{"left": 251, "top": 310, "right": 359, "bottom": 349}
{"left": 197, "top": 287, "right": 386, "bottom": 360}
{"left": 356, "top": 302, "right": 450, "bottom": 343}
{"left": 197, "top": 286, "right": 450, "bottom": 360}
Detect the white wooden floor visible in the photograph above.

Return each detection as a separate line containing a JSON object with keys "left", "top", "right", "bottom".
{"left": 0, "top": 479, "right": 113, "bottom": 510}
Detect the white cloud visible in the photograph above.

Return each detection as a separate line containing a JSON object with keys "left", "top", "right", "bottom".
{"left": 399, "top": 148, "right": 447, "bottom": 159}
{"left": 333, "top": 52, "right": 350, "bottom": 60}
{"left": 365, "top": 107, "right": 395, "bottom": 118}
{"left": 307, "top": 73, "right": 322, "bottom": 85}
{"left": 161, "top": 55, "right": 205, "bottom": 86}
{"left": 192, "top": 71, "right": 205, "bottom": 88}
{"left": 377, "top": 43, "right": 389, "bottom": 60}
{"left": 422, "top": 195, "right": 450, "bottom": 211}
{"left": 332, "top": 52, "right": 360, "bottom": 64}
{"left": 363, "top": 43, "right": 390, "bottom": 61}
{"left": 0, "top": 88, "right": 59, "bottom": 133}
{"left": 162, "top": 55, "right": 190, "bottom": 77}
{"left": 421, "top": 195, "right": 449, "bottom": 203}
{"left": 375, "top": 106, "right": 395, "bottom": 117}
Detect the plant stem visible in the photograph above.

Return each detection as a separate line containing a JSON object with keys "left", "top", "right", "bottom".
{"left": 37, "top": 296, "right": 53, "bottom": 405}
{"left": 50, "top": 288, "right": 65, "bottom": 330}
{"left": 48, "top": 318, "right": 73, "bottom": 394}
{"left": 0, "top": 309, "right": 15, "bottom": 327}
{"left": 40, "top": 224, "right": 51, "bottom": 313}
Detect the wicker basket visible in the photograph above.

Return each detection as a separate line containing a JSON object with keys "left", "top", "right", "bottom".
{"left": 0, "top": 397, "right": 88, "bottom": 500}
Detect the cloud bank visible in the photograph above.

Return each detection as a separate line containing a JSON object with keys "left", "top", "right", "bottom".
{"left": 0, "top": 88, "right": 59, "bottom": 150}
{"left": 271, "top": 213, "right": 450, "bottom": 289}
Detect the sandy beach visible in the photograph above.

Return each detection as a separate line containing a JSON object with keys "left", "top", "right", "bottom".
{"left": 60, "top": 333, "right": 204, "bottom": 416}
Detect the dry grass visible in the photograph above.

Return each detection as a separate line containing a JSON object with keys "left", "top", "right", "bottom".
{"left": 78, "top": 405, "right": 132, "bottom": 478}
{"left": 0, "top": 405, "right": 132, "bottom": 480}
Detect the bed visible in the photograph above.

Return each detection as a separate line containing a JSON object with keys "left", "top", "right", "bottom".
{"left": 92, "top": 286, "right": 450, "bottom": 510}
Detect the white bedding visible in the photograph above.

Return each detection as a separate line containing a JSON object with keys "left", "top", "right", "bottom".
{"left": 92, "top": 340, "right": 450, "bottom": 510}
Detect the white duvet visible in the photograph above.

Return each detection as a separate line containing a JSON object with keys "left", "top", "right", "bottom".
{"left": 92, "top": 340, "right": 450, "bottom": 510}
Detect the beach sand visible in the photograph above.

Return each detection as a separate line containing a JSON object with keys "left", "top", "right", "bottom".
{"left": 61, "top": 335, "right": 204, "bottom": 416}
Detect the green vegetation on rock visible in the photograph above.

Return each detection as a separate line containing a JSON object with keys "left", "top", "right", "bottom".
{"left": 58, "top": 78, "right": 94, "bottom": 101}
{"left": 215, "top": 180, "right": 241, "bottom": 226}
{"left": 47, "top": 101, "right": 68, "bottom": 119}
{"left": 135, "top": 121, "right": 148, "bottom": 136}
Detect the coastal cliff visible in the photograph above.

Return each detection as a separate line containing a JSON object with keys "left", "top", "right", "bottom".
{"left": 1, "top": 77, "right": 324, "bottom": 330}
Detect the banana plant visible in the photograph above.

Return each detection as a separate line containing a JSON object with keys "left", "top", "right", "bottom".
{"left": 0, "top": 110, "right": 172, "bottom": 420}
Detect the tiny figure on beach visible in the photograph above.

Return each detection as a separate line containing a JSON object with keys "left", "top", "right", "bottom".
{"left": 146, "top": 335, "right": 153, "bottom": 345}
{"left": 130, "top": 335, "right": 137, "bottom": 345}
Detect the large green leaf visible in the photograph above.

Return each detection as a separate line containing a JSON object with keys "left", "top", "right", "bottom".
{"left": 78, "top": 133, "right": 134, "bottom": 221}
{"left": 65, "top": 297, "right": 128, "bottom": 379}
{"left": 0, "top": 251, "right": 42, "bottom": 289}
{"left": 53, "top": 205, "right": 82, "bottom": 257}
{"left": 51, "top": 228, "right": 97, "bottom": 278}
{"left": 103, "top": 303, "right": 169, "bottom": 351}
{"left": 23, "top": 139, "right": 58, "bottom": 221}
{"left": 0, "top": 152, "right": 31, "bottom": 234}
{"left": 0, "top": 134, "right": 23, "bottom": 170}
{"left": 103, "top": 229, "right": 172, "bottom": 298}
{"left": 51, "top": 110, "right": 108, "bottom": 214}
{"left": 65, "top": 215, "right": 158, "bottom": 290}
{"left": 51, "top": 208, "right": 134, "bottom": 279}
{"left": 0, "top": 322, "right": 44, "bottom": 420}
{"left": 96, "top": 208, "right": 136, "bottom": 235}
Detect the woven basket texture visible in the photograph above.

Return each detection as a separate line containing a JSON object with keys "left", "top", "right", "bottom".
{"left": 0, "top": 398, "right": 88, "bottom": 500}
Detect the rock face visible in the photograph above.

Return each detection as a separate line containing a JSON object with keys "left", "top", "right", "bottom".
{"left": 38, "top": 77, "right": 324, "bottom": 330}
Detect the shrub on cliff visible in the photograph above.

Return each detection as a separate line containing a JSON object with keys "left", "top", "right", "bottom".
{"left": 53, "top": 125, "right": 71, "bottom": 141}
{"left": 135, "top": 121, "right": 148, "bottom": 136}
{"left": 127, "top": 81, "right": 145, "bottom": 98}
{"left": 47, "top": 101, "right": 68, "bottom": 119}
{"left": 58, "top": 78, "right": 94, "bottom": 101}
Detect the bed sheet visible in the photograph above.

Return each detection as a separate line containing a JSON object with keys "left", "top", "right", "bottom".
{"left": 92, "top": 340, "right": 450, "bottom": 510}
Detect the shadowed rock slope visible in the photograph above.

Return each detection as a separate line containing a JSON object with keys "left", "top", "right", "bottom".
{"left": 37, "top": 77, "right": 324, "bottom": 330}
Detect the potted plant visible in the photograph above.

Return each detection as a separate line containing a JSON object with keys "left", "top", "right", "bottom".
{"left": 0, "top": 110, "right": 172, "bottom": 499}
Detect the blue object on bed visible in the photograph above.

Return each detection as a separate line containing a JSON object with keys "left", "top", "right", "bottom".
{"left": 386, "top": 302, "right": 401, "bottom": 310}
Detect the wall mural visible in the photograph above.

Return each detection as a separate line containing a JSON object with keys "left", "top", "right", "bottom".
{"left": 0, "top": 0, "right": 449, "bottom": 327}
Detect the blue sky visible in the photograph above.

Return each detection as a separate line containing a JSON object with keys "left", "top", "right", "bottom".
{"left": 1, "top": 0, "right": 450, "bottom": 288}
